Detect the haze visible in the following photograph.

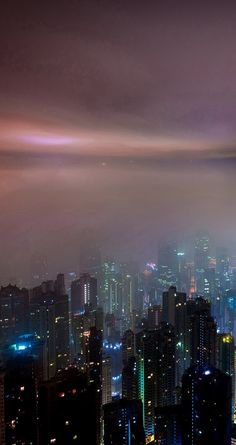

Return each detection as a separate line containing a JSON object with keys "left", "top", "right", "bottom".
{"left": 0, "top": 0, "right": 236, "bottom": 283}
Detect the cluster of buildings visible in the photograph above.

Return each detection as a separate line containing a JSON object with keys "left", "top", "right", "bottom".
{"left": 0, "top": 233, "right": 236, "bottom": 444}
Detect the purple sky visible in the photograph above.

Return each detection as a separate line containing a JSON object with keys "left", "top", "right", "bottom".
{"left": 0, "top": 0, "right": 236, "bottom": 283}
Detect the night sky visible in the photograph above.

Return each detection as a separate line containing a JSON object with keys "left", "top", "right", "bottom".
{"left": 1, "top": 0, "right": 236, "bottom": 282}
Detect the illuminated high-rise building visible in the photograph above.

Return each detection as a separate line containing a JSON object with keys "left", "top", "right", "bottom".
{"left": 29, "top": 299, "right": 56, "bottom": 379}
{"left": 174, "top": 291, "right": 187, "bottom": 386}
{"left": 162, "top": 287, "right": 187, "bottom": 385}
{"left": 203, "top": 267, "right": 216, "bottom": 299}
{"left": 39, "top": 369, "right": 98, "bottom": 445}
{"left": 189, "top": 297, "right": 216, "bottom": 367}
{"left": 29, "top": 277, "right": 70, "bottom": 375}
{"left": 100, "top": 258, "right": 120, "bottom": 313}
{"left": 71, "top": 273, "right": 97, "bottom": 314}
{"left": 71, "top": 310, "right": 97, "bottom": 368}
{"left": 103, "top": 398, "right": 145, "bottom": 445}
{"left": 4, "top": 355, "right": 38, "bottom": 445}
{"left": 137, "top": 323, "right": 176, "bottom": 437}
{"left": 0, "top": 285, "right": 29, "bottom": 347}
{"left": 162, "top": 286, "right": 186, "bottom": 327}
{"left": 217, "top": 333, "right": 235, "bottom": 416}
{"left": 216, "top": 248, "right": 231, "bottom": 295}
{"left": 87, "top": 326, "right": 103, "bottom": 445}
{"left": 158, "top": 242, "right": 178, "bottom": 293}
{"left": 194, "top": 233, "right": 210, "bottom": 295}
{"left": 155, "top": 404, "right": 182, "bottom": 445}
{"left": 55, "top": 294, "right": 70, "bottom": 370}
{"left": 217, "top": 333, "right": 234, "bottom": 376}
{"left": 147, "top": 305, "right": 162, "bottom": 329}
{"left": 120, "top": 272, "right": 135, "bottom": 317}
{"left": 122, "top": 329, "right": 135, "bottom": 366}
{"left": 102, "top": 355, "right": 112, "bottom": 406}
{"left": 182, "top": 366, "right": 231, "bottom": 445}
{"left": 122, "top": 356, "right": 138, "bottom": 400}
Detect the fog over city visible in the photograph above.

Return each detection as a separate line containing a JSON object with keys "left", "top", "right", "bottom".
{"left": 1, "top": 0, "right": 236, "bottom": 282}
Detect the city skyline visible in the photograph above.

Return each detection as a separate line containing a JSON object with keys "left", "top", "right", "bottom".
{"left": 1, "top": 2, "right": 236, "bottom": 443}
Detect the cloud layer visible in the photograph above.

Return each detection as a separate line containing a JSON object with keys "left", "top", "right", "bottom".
{"left": 0, "top": 0, "right": 236, "bottom": 283}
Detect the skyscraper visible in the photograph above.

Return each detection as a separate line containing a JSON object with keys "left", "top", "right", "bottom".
{"left": 4, "top": 356, "right": 38, "bottom": 445}
{"left": 30, "top": 277, "right": 70, "bottom": 375}
{"left": 158, "top": 243, "right": 178, "bottom": 293}
{"left": 102, "top": 355, "right": 112, "bottom": 406}
{"left": 29, "top": 298, "right": 56, "bottom": 379}
{"left": 39, "top": 369, "right": 98, "bottom": 444}
{"left": 55, "top": 294, "right": 70, "bottom": 370}
{"left": 217, "top": 333, "right": 235, "bottom": 416}
{"left": 0, "top": 285, "right": 29, "bottom": 347}
{"left": 162, "top": 287, "right": 187, "bottom": 385}
{"left": 182, "top": 365, "right": 231, "bottom": 445}
{"left": 122, "top": 329, "right": 135, "bottom": 366}
{"left": 155, "top": 404, "right": 182, "bottom": 445}
{"left": 147, "top": 305, "right": 162, "bottom": 330}
{"left": 216, "top": 247, "right": 231, "bottom": 295}
{"left": 103, "top": 398, "right": 145, "bottom": 445}
{"left": 122, "top": 356, "right": 138, "bottom": 400}
{"left": 87, "top": 326, "right": 103, "bottom": 445}
{"left": 137, "top": 323, "right": 176, "bottom": 437}
{"left": 55, "top": 273, "right": 66, "bottom": 298}
{"left": 71, "top": 273, "right": 97, "bottom": 314}
{"left": 100, "top": 258, "right": 122, "bottom": 314}
{"left": 189, "top": 298, "right": 216, "bottom": 367}
{"left": 194, "top": 233, "right": 210, "bottom": 295}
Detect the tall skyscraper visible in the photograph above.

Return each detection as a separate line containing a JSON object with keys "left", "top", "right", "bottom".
{"left": 217, "top": 333, "right": 234, "bottom": 376}
{"left": 182, "top": 366, "right": 231, "bottom": 445}
{"left": 137, "top": 323, "right": 176, "bottom": 437}
{"left": 0, "top": 285, "right": 29, "bottom": 347}
{"left": 204, "top": 267, "right": 216, "bottom": 299}
{"left": 103, "top": 398, "right": 145, "bottom": 445}
{"left": 155, "top": 404, "right": 182, "bottom": 445}
{"left": 29, "top": 298, "right": 56, "bottom": 379}
{"left": 71, "top": 273, "right": 97, "bottom": 314}
{"left": 39, "top": 369, "right": 98, "bottom": 444}
{"left": 4, "top": 356, "right": 38, "bottom": 445}
{"left": 55, "top": 273, "right": 66, "bottom": 298}
{"left": 158, "top": 243, "right": 178, "bottom": 293}
{"left": 102, "top": 355, "right": 112, "bottom": 406}
{"left": 162, "top": 286, "right": 186, "bottom": 327}
{"left": 194, "top": 233, "right": 210, "bottom": 295}
{"left": 147, "top": 305, "right": 162, "bottom": 329}
{"left": 217, "top": 333, "right": 235, "bottom": 416}
{"left": 122, "top": 329, "right": 135, "bottom": 366}
{"left": 55, "top": 294, "right": 70, "bottom": 370}
{"left": 87, "top": 326, "right": 103, "bottom": 445}
{"left": 216, "top": 247, "right": 231, "bottom": 295}
{"left": 100, "top": 258, "right": 121, "bottom": 314}
{"left": 122, "top": 356, "right": 138, "bottom": 400}
{"left": 162, "top": 287, "right": 187, "bottom": 385}
{"left": 189, "top": 297, "right": 216, "bottom": 367}
{"left": 30, "top": 277, "right": 70, "bottom": 375}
